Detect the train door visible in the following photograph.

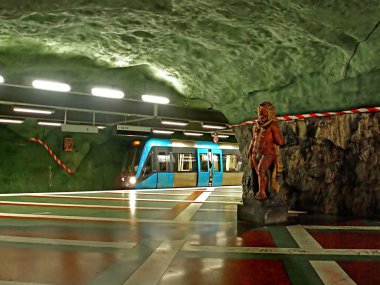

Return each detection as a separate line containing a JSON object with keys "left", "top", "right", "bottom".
{"left": 211, "top": 149, "right": 222, "bottom": 186}
{"left": 156, "top": 148, "right": 173, "bottom": 188}
{"left": 197, "top": 148, "right": 211, "bottom": 187}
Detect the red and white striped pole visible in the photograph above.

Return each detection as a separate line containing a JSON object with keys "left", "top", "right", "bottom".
{"left": 29, "top": 138, "right": 73, "bottom": 174}
{"left": 237, "top": 107, "right": 380, "bottom": 126}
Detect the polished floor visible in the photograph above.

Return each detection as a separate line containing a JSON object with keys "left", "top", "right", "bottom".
{"left": 0, "top": 187, "right": 379, "bottom": 284}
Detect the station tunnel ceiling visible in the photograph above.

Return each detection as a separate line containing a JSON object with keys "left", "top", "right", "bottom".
{"left": 0, "top": 0, "right": 379, "bottom": 124}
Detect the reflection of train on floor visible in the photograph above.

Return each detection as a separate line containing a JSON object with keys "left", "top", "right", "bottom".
{"left": 120, "top": 138, "right": 243, "bottom": 189}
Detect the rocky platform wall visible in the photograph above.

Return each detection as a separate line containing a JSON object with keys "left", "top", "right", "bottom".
{"left": 234, "top": 112, "right": 380, "bottom": 218}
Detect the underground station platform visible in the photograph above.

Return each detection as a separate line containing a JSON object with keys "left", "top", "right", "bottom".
{"left": 0, "top": 186, "right": 378, "bottom": 285}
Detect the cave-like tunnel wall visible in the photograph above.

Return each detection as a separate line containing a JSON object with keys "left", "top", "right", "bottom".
{"left": 235, "top": 112, "right": 380, "bottom": 218}
{"left": 0, "top": 120, "right": 126, "bottom": 193}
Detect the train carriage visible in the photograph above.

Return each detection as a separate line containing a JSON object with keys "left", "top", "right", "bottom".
{"left": 120, "top": 138, "right": 243, "bottom": 189}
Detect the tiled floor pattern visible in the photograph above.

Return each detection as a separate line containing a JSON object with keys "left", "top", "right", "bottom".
{"left": 0, "top": 187, "right": 378, "bottom": 284}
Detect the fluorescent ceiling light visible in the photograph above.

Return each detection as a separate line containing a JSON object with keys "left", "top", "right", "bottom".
{"left": 217, "top": 135, "right": 230, "bottom": 138}
{"left": 142, "top": 94, "right": 170, "bottom": 104}
{"left": 171, "top": 142, "right": 186, "bottom": 147}
{"left": 97, "top": 125, "right": 106, "bottom": 129}
{"left": 219, "top": 144, "right": 239, "bottom": 150}
{"left": 13, "top": 107, "right": 54, "bottom": 115}
{"left": 152, "top": 129, "right": 174, "bottom": 134}
{"left": 183, "top": 131, "right": 203, "bottom": 137}
{"left": 0, "top": 75, "right": 4, "bottom": 83}
{"left": 32, "top": 80, "right": 71, "bottom": 92}
{"left": 0, "top": 118, "right": 23, "bottom": 124}
{"left": 202, "top": 124, "right": 226, "bottom": 130}
{"left": 38, "top": 121, "right": 62, "bottom": 127}
{"left": 91, "top": 87, "right": 124, "bottom": 99}
{"left": 161, "top": 120, "right": 188, "bottom": 126}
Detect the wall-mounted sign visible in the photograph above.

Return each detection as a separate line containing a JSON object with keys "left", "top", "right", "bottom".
{"left": 63, "top": 136, "right": 73, "bottom": 152}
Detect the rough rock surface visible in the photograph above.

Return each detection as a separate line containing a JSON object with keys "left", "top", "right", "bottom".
{"left": 234, "top": 112, "right": 380, "bottom": 218}
{"left": 0, "top": 1, "right": 379, "bottom": 123}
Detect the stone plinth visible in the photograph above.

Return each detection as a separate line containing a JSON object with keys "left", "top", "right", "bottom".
{"left": 237, "top": 196, "right": 288, "bottom": 225}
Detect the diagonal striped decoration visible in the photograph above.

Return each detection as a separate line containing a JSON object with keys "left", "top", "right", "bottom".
{"left": 29, "top": 137, "right": 73, "bottom": 174}
{"left": 233, "top": 107, "right": 380, "bottom": 126}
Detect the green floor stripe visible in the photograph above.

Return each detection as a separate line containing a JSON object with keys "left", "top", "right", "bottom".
{"left": 90, "top": 239, "right": 162, "bottom": 285}
{"left": 268, "top": 226, "right": 323, "bottom": 284}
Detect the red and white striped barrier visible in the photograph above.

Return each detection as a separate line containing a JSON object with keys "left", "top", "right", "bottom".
{"left": 238, "top": 107, "right": 380, "bottom": 126}
{"left": 29, "top": 138, "right": 73, "bottom": 174}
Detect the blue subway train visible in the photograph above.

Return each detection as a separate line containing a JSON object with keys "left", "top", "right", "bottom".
{"left": 120, "top": 138, "right": 243, "bottom": 189}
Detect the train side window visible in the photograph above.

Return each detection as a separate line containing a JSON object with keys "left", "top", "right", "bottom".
{"left": 222, "top": 154, "right": 240, "bottom": 172}
{"left": 200, "top": 154, "right": 209, "bottom": 172}
{"left": 213, "top": 154, "right": 221, "bottom": 172}
{"left": 158, "top": 152, "right": 169, "bottom": 172}
{"left": 178, "top": 153, "right": 196, "bottom": 171}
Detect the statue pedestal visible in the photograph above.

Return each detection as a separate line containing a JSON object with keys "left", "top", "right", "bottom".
{"left": 237, "top": 196, "right": 288, "bottom": 225}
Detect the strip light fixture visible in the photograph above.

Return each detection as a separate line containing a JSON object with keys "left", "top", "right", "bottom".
{"left": 13, "top": 107, "right": 54, "bottom": 115}
{"left": 161, "top": 120, "right": 188, "bottom": 126}
{"left": 91, "top": 87, "right": 124, "bottom": 99}
{"left": 142, "top": 94, "right": 170, "bottom": 104}
{"left": 32, "top": 80, "right": 71, "bottom": 92}
{"left": 202, "top": 123, "right": 226, "bottom": 130}
{"left": 0, "top": 75, "right": 4, "bottom": 83}
{"left": 152, "top": 129, "right": 174, "bottom": 134}
{"left": 183, "top": 131, "right": 203, "bottom": 137}
{"left": 0, "top": 118, "right": 24, "bottom": 124}
{"left": 217, "top": 134, "right": 230, "bottom": 138}
{"left": 38, "top": 121, "right": 62, "bottom": 127}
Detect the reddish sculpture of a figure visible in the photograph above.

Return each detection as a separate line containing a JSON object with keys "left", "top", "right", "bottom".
{"left": 247, "top": 102, "right": 284, "bottom": 200}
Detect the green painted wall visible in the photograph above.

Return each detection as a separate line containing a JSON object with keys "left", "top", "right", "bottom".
{"left": 0, "top": 120, "right": 126, "bottom": 193}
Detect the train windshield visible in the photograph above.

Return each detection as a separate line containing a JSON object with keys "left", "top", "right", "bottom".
{"left": 121, "top": 141, "right": 144, "bottom": 176}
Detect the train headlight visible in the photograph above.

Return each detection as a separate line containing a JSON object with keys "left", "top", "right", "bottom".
{"left": 129, "top": 176, "right": 136, "bottom": 185}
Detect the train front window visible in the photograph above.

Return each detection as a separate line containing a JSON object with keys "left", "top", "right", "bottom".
{"left": 122, "top": 143, "right": 143, "bottom": 176}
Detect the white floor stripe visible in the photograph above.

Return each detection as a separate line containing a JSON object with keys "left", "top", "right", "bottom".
{"left": 182, "top": 242, "right": 380, "bottom": 256}
{"left": 310, "top": 261, "right": 357, "bottom": 285}
{"left": 198, "top": 209, "right": 236, "bottom": 212}
{"left": 287, "top": 225, "right": 323, "bottom": 249}
{"left": 0, "top": 213, "right": 235, "bottom": 225}
{"left": 123, "top": 239, "right": 185, "bottom": 285}
{"left": 0, "top": 186, "right": 242, "bottom": 197}
{"left": 0, "top": 281, "right": 51, "bottom": 285}
{"left": 0, "top": 235, "right": 136, "bottom": 249}
{"left": 304, "top": 225, "right": 380, "bottom": 231}
{"left": 0, "top": 201, "right": 171, "bottom": 211}
{"left": 174, "top": 188, "right": 214, "bottom": 222}
{"left": 23, "top": 194, "right": 242, "bottom": 204}
{"left": 287, "top": 225, "right": 357, "bottom": 284}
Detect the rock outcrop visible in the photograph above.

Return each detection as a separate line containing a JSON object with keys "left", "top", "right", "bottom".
{"left": 235, "top": 112, "right": 380, "bottom": 218}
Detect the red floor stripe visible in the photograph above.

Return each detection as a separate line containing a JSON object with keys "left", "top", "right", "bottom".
{"left": 239, "top": 230, "right": 276, "bottom": 247}
{"left": 224, "top": 259, "right": 291, "bottom": 285}
{"left": 338, "top": 261, "right": 380, "bottom": 285}
{"left": 308, "top": 231, "right": 380, "bottom": 249}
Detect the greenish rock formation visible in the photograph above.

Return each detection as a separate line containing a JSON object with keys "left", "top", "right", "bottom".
{"left": 235, "top": 112, "right": 380, "bottom": 218}
{"left": 0, "top": 0, "right": 379, "bottom": 123}
{"left": 0, "top": 123, "right": 126, "bottom": 193}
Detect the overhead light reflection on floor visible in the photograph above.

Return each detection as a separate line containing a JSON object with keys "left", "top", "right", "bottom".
{"left": 129, "top": 191, "right": 136, "bottom": 220}
{"left": 201, "top": 258, "right": 224, "bottom": 274}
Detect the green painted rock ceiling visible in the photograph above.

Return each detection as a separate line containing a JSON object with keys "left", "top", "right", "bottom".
{"left": 0, "top": 0, "right": 379, "bottom": 123}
